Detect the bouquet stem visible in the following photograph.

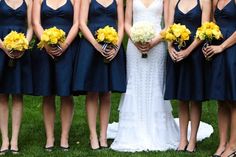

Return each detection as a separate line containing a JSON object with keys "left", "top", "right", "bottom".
{"left": 142, "top": 54, "right": 148, "bottom": 58}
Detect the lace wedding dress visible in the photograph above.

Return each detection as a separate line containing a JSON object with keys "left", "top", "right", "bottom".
{"left": 108, "top": 0, "right": 213, "bottom": 152}
{"left": 110, "top": 0, "right": 179, "bottom": 152}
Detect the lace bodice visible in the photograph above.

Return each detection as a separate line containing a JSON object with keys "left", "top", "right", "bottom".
{"left": 133, "top": 0, "right": 163, "bottom": 31}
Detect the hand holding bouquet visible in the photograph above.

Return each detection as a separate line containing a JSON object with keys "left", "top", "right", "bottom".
{"left": 38, "top": 26, "right": 66, "bottom": 60}
{"left": 195, "top": 22, "right": 223, "bottom": 60}
{"left": 161, "top": 23, "right": 191, "bottom": 50}
{"left": 130, "top": 21, "right": 156, "bottom": 58}
{"left": 3, "top": 31, "right": 29, "bottom": 67}
{"left": 96, "top": 25, "right": 119, "bottom": 63}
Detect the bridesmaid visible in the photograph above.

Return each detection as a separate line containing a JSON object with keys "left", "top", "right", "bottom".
{"left": 73, "top": 0, "right": 126, "bottom": 150}
{"left": 203, "top": 0, "right": 236, "bottom": 156}
{"left": 32, "top": 0, "right": 80, "bottom": 151}
{"left": 165, "top": 0, "right": 211, "bottom": 152}
{"left": 0, "top": 0, "right": 33, "bottom": 154}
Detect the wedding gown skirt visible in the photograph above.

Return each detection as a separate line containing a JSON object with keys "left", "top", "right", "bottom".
{"left": 108, "top": 0, "right": 213, "bottom": 152}
{"left": 108, "top": 40, "right": 213, "bottom": 152}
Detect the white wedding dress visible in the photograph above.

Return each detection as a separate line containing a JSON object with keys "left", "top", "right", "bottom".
{"left": 108, "top": 0, "right": 213, "bottom": 152}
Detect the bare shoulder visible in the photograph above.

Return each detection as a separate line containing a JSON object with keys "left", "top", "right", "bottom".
{"left": 24, "top": 0, "right": 32, "bottom": 6}
{"left": 200, "top": 0, "right": 212, "bottom": 5}
{"left": 116, "top": 0, "right": 123, "bottom": 5}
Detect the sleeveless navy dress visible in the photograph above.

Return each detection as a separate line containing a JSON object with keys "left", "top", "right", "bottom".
{"left": 31, "top": 0, "right": 77, "bottom": 96}
{"left": 0, "top": 0, "right": 33, "bottom": 94}
{"left": 164, "top": 0, "right": 207, "bottom": 101}
{"left": 207, "top": 0, "right": 236, "bottom": 100}
{"left": 73, "top": 0, "right": 126, "bottom": 93}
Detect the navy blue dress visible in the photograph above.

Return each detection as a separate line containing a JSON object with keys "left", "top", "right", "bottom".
{"left": 32, "top": 0, "right": 77, "bottom": 96}
{"left": 0, "top": 0, "right": 33, "bottom": 94}
{"left": 73, "top": 0, "right": 126, "bottom": 93}
{"left": 164, "top": 0, "right": 207, "bottom": 101}
{"left": 207, "top": 0, "right": 236, "bottom": 100}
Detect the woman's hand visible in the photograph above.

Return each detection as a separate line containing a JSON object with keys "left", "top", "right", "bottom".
{"left": 105, "top": 47, "right": 118, "bottom": 61}
{"left": 8, "top": 50, "right": 25, "bottom": 59}
{"left": 203, "top": 45, "right": 224, "bottom": 59}
{"left": 168, "top": 45, "right": 178, "bottom": 62}
{"left": 134, "top": 42, "right": 149, "bottom": 53}
{"left": 44, "top": 44, "right": 59, "bottom": 59}
{"left": 94, "top": 43, "right": 107, "bottom": 57}
{"left": 2, "top": 48, "right": 15, "bottom": 59}
{"left": 175, "top": 49, "right": 191, "bottom": 62}
{"left": 146, "top": 36, "right": 162, "bottom": 51}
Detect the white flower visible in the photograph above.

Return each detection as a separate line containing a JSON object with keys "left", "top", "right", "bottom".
{"left": 130, "top": 21, "right": 156, "bottom": 43}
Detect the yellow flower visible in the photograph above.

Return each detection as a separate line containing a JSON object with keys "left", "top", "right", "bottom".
{"left": 162, "top": 23, "right": 191, "bottom": 49}
{"left": 3, "top": 31, "right": 29, "bottom": 52}
{"left": 96, "top": 25, "right": 119, "bottom": 45}
{"left": 196, "top": 22, "right": 223, "bottom": 41}
{"left": 38, "top": 26, "right": 66, "bottom": 49}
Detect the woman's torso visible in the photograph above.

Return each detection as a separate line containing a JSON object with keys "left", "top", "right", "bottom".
{"left": 41, "top": 0, "right": 73, "bottom": 33}
{"left": 87, "top": 0, "right": 118, "bottom": 35}
{"left": 174, "top": 0, "right": 202, "bottom": 44}
{"left": 0, "top": 0, "right": 27, "bottom": 38}
{"left": 132, "top": 0, "right": 163, "bottom": 32}
{"left": 214, "top": 0, "right": 236, "bottom": 39}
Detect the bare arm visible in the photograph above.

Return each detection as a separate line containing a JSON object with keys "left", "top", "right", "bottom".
{"left": 176, "top": 0, "right": 211, "bottom": 61}
{"left": 124, "top": 0, "right": 133, "bottom": 38}
{"left": 166, "top": 0, "right": 179, "bottom": 61}
{"left": 163, "top": 0, "right": 170, "bottom": 28}
{"left": 147, "top": 0, "right": 170, "bottom": 50}
{"left": 105, "top": 0, "right": 124, "bottom": 61}
{"left": 25, "top": 0, "right": 33, "bottom": 42}
{"left": 79, "top": 0, "right": 104, "bottom": 55}
{"left": 32, "top": 0, "right": 44, "bottom": 39}
{"left": 116, "top": 0, "right": 124, "bottom": 48}
{"left": 59, "top": 0, "right": 80, "bottom": 52}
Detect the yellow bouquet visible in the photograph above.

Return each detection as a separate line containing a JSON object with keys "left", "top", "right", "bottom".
{"left": 161, "top": 23, "right": 191, "bottom": 49}
{"left": 96, "top": 25, "right": 119, "bottom": 45}
{"left": 96, "top": 25, "right": 119, "bottom": 63}
{"left": 3, "top": 31, "right": 29, "bottom": 52}
{"left": 196, "top": 22, "right": 223, "bottom": 42}
{"left": 3, "top": 31, "right": 29, "bottom": 67}
{"left": 38, "top": 26, "right": 66, "bottom": 49}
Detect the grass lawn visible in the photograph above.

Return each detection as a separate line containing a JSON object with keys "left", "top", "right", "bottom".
{"left": 1, "top": 94, "right": 218, "bottom": 157}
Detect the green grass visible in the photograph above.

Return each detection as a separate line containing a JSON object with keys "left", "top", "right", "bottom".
{"left": 1, "top": 94, "right": 218, "bottom": 157}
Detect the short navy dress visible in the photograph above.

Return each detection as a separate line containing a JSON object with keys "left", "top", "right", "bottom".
{"left": 207, "top": 0, "right": 236, "bottom": 100}
{"left": 0, "top": 0, "right": 33, "bottom": 94}
{"left": 164, "top": 0, "right": 207, "bottom": 101}
{"left": 73, "top": 0, "right": 126, "bottom": 93}
{"left": 31, "top": 0, "right": 77, "bottom": 96}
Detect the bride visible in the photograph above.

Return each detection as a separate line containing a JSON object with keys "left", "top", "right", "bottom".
{"left": 110, "top": 0, "right": 180, "bottom": 152}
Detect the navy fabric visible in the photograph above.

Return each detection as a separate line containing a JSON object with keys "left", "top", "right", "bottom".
{"left": 73, "top": 0, "right": 126, "bottom": 93}
{"left": 31, "top": 0, "right": 77, "bottom": 96}
{"left": 0, "top": 0, "right": 33, "bottom": 94}
{"left": 165, "top": 0, "right": 207, "bottom": 101}
{"left": 207, "top": 0, "right": 236, "bottom": 100}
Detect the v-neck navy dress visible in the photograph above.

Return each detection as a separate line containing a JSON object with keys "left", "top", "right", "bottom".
{"left": 31, "top": 0, "right": 77, "bottom": 96}
{"left": 165, "top": 0, "right": 207, "bottom": 101}
{"left": 207, "top": 0, "right": 236, "bottom": 100}
{"left": 0, "top": 0, "right": 33, "bottom": 94}
{"left": 73, "top": 0, "right": 126, "bottom": 93}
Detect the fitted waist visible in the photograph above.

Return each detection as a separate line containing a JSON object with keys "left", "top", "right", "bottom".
{"left": 88, "top": 22, "right": 117, "bottom": 35}
{"left": 42, "top": 24, "right": 72, "bottom": 34}
{"left": 0, "top": 22, "right": 26, "bottom": 29}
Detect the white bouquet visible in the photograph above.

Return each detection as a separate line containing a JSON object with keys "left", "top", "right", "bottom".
{"left": 130, "top": 21, "right": 156, "bottom": 58}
